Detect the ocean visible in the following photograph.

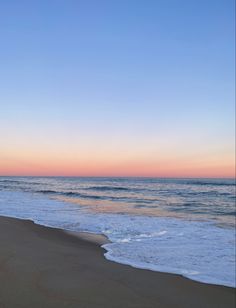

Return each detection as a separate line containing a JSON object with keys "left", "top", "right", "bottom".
{"left": 0, "top": 177, "right": 235, "bottom": 287}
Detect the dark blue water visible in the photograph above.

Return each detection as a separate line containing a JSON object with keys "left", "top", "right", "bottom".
{"left": 0, "top": 177, "right": 235, "bottom": 226}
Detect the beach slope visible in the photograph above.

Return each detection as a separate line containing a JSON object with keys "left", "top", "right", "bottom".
{"left": 0, "top": 216, "right": 235, "bottom": 308}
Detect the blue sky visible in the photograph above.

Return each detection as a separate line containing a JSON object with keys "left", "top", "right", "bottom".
{"left": 0, "top": 0, "right": 235, "bottom": 176}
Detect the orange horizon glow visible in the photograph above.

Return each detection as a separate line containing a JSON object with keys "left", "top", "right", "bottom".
{"left": 0, "top": 155, "right": 234, "bottom": 178}
{"left": 1, "top": 134, "right": 235, "bottom": 179}
{"left": 1, "top": 139, "right": 235, "bottom": 178}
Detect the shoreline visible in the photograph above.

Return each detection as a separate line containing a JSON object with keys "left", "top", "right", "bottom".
{"left": 0, "top": 215, "right": 235, "bottom": 308}
{"left": 1, "top": 211, "right": 234, "bottom": 288}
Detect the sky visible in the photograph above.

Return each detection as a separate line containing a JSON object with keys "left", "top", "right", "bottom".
{"left": 0, "top": 0, "right": 235, "bottom": 177}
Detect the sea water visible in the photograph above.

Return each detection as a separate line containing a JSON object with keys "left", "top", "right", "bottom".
{"left": 0, "top": 177, "right": 235, "bottom": 287}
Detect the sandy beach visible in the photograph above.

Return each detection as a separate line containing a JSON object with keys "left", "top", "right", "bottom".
{"left": 0, "top": 216, "right": 235, "bottom": 308}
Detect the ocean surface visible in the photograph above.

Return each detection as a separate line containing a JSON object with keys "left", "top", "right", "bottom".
{"left": 0, "top": 177, "right": 235, "bottom": 287}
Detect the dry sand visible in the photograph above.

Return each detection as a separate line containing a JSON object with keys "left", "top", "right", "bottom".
{"left": 0, "top": 216, "right": 235, "bottom": 308}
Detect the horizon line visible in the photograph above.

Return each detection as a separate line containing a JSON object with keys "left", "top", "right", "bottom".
{"left": 0, "top": 175, "right": 235, "bottom": 179}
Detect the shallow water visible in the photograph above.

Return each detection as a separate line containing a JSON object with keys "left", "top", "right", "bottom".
{"left": 0, "top": 177, "right": 235, "bottom": 287}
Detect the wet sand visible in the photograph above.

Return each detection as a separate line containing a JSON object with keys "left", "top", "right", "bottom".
{"left": 0, "top": 216, "right": 235, "bottom": 308}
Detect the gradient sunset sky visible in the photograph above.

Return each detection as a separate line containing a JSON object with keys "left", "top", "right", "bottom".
{"left": 0, "top": 0, "right": 235, "bottom": 177}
